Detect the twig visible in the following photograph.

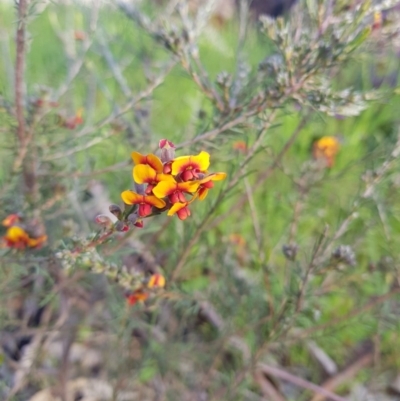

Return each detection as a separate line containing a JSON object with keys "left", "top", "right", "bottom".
{"left": 15, "top": 0, "right": 27, "bottom": 145}
{"left": 43, "top": 61, "right": 176, "bottom": 160}
{"left": 98, "top": 31, "right": 133, "bottom": 98}
{"left": 244, "top": 175, "right": 263, "bottom": 259}
{"left": 310, "top": 352, "right": 373, "bottom": 401}
{"left": 257, "top": 364, "right": 348, "bottom": 401}
{"left": 209, "top": 116, "right": 308, "bottom": 230}
{"left": 176, "top": 111, "right": 255, "bottom": 148}
{"left": 254, "top": 369, "right": 287, "bottom": 401}
{"left": 286, "top": 284, "right": 400, "bottom": 342}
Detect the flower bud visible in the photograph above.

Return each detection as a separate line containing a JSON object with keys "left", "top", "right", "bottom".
{"left": 332, "top": 245, "right": 356, "bottom": 266}
{"left": 134, "top": 220, "right": 144, "bottom": 228}
{"left": 282, "top": 244, "right": 298, "bottom": 261}
{"left": 134, "top": 183, "right": 146, "bottom": 195}
{"left": 109, "top": 204, "right": 122, "bottom": 219}
{"left": 95, "top": 214, "right": 113, "bottom": 227}
{"left": 163, "top": 162, "right": 172, "bottom": 174}
{"left": 115, "top": 221, "right": 129, "bottom": 232}
{"left": 127, "top": 213, "right": 140, "bottom": 225}
{"left": 159, "top": 139, "right": 176, "bottom": 163}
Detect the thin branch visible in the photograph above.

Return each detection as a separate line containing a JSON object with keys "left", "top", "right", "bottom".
{"left": 258, "top": 364, "right": 348, "bottom": 401}
{"left": 310, "top": 352, "right": 373, "bottom": 401}
{"left": 209, "top": 116, "right": 308, "bottom": 230}
{"left": 15, "top": 0, "right": 28, "bottom": 145}
{"left": 170, "top": 110, "right": 278, "bottom": 280}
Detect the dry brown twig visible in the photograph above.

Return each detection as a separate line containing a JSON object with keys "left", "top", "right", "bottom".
{"left": 258, "top": 364, "right": 348, "bottom": 401}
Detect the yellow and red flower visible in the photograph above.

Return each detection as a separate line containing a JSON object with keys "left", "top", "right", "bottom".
{"left": 171, "top": 151, "right": 210, "bottom": 181}
{"left": 133, "top": 164, "right": 175, "bottom": 195}
{"left": 131, "top": 152, "right": 163, "bottom": 173}
{"left": 118, "top": 141, "right": 225, "bottom": 224}
{"left": 153, "top": 178, "right": 199, "bottom": 204}
{"left": 312, "top": 136, "right": 340, "bottom": 168}
{"left": 2, "top": 225, "right": 47, "bottom": 250}
{"left": 121, "top": 191, "right": 166, "bottom": 217}
{"left": 147, "top": 273, "right": 166, "bottom": 289}
{"left": 126, "top": 290, "right": 149, "bottom": 306}
{"left": 197, "top": 172, "right": 227, "bottom": 200}
{"left": 167, "top": 201, "right": 192, "bottom": 221}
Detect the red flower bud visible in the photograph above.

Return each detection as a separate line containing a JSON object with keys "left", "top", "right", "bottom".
{"left": 109, "top": 204, "right": 122, "bottom": 218}
{"left": 181, "top": 170, "right": 194, "bottom": 181}
{"left": 95, "top": 214, "right": 113, "bottom": 227}
{"left": 163, "top": 162, "right": 172, "bottom": 174}
{"left": 177, "top": 206, "right": 191, "bottom": 220}
{"left": 138, "top": 203, "right": 152, "bottom": 217}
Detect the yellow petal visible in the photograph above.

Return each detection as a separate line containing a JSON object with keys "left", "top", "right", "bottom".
{"left": 133, "top": 164, "right": 157, "bottom": 184}
{"left": 198, "top": 187, "right": 209, "bottom": 200}
{"left": 200, "top": 172, "right": 227, "bottom": 183}
{"left": 177, "top": 181, "right": 200, "bottom": 193}
{"left": 153, "top": 180, "right": 177, "bottom": 198}
{"left": 131, "top": 152, "right": 163, "bottom": 173}
{"left": 121, "top": 190, "right": 143, "bottom": 205}
{"left": 167, "top": 202, "right": 187, "bottom": 216}
{"left": 171, "top": 151, "right": 210, "bottom": 175}
{"left": 147, "top": 273, "right": 166, "bottom": 288}
{"left": 5, "top": 226, "right": 29, "bottom": 242}
{"left": 145, "top": 195, "right": 166, "bottom": 209}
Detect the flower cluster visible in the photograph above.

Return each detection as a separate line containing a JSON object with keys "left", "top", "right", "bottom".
{"left": 2, "top": 214, "right": 47, "bottom": 250}
{"left": 115, "top": 139, "right": 226, "bottom": 228}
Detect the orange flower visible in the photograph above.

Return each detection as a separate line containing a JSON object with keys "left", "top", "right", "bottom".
{"left": 171, "top": 151, "right": 210, "bottom": 181}
{"left": 312, "top": 136, "right": 340, "bottom": 168}
{"left": 147, "top": 273, "right": 166, "bottom": 289}
{"left": 121, "top": 191, "right": 166, "bottom": 217}
{"left": 133, "top": 164, "right": 175, "bottom": 195}
{"left": 197, "top": 172, "right": 226, "bottom": 200}
{"left": 131, "top": 152, "right": 163, "bottom": 173}
{"left": 152, "top": 178, "right": 199, "bottom": 204}
{"left": 3, "top": 226, "right": 47, "bottom": 250}
{"left": 126, "top": 290, "right": 149, "bottom": 306}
